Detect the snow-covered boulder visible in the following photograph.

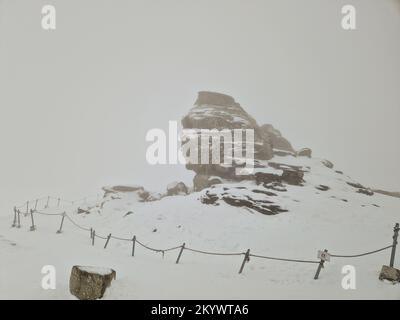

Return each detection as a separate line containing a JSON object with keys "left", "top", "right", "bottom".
{"left": 166, "top": 181, "right": 188, "bottom": 196}
{"left": 297, "top": 148, "right": 312, "bottom": 158}
{"left": 145, "top": 192, "right": 164, "bottom": 202}
{"left": 321, "top": 159, "right": 334, "bottom": 169}
{"left": 255, "top": 167, "right": 304, "bottom": 186}
{"left": 200, "top": 184, "right": 287, "bottom": 215}
{"left": 102, "top": 185, "right": 144, "bottom": 196}
{"left": 193, "top": 174, "right": 222, "bottom": 192}
{"left": 69, "top": 266, "right": 116, "bottom": 300}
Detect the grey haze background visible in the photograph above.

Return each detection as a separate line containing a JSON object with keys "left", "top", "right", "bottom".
{"left": 0, "top": 0, "right": 399, "bottom": 213}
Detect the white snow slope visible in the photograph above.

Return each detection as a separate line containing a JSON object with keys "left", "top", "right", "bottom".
{"left": 0, "top": 155, "right": 399, "bottom": 299}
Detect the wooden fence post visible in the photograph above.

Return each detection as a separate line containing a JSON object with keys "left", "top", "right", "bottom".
{"left": 132, "top": 236, "right": 136, "bottom": 257}
{"left": 389, "top": 223, "right": 399, "bottom": 267}
{"left": 104, "top": 233, "right": 112, "bottom": 249}
{"left": 56, "top": 213, "right": 65, "bottom": 234}
{"left": 17, "top": 210, "right": 21, "bottom": 228}
{"left": 26, "top": 201, "right": 29, "bottom": 215}
{"left": 176, "top": 243, "right": 185, "bottom": 264}
{"left": 92, "top": 230, "right": 95, "bottom": 246}
{"left": 314, "top": 249, "right": 328, "bottom": 279}
{"left": 12, "top": 207, "right": 17, "bottom": 227}
{"left": 29, "top": 209, "right": 36, "bottom": 231}
{"left": 239, "top": 249, "right": 250, "bottom": 274}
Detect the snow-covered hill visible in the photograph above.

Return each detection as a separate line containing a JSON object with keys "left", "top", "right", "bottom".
{"left": 1, "top": 152, "right": 399, "bottom": 299}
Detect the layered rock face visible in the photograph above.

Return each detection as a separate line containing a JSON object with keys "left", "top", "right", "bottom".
{"left": 181, "top": 92, "right": 274, "bottom": 183}
{"left": 181, "top": 92, "right": 302, "bottom": 191}
{"left": 260, "top": 124, "right": 294, "bottom": 153}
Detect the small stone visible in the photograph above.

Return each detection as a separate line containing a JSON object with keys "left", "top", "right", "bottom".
{"left": 321, "top": 159, "right": 334, "bottom": 169}
{"left": 357, "top": 188, "right": 374, "bottom": 196}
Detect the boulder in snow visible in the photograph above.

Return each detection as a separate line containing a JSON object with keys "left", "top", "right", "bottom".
{"left": 316, "top": 185, "right": 330, "bottom": 191}
{"left": 297, "top": 148, "right": 312, "bottom": 158}
{"left": 321, "top": 159, "right": 334, "bottom": 169}
{"left": 167, "top": 181, "right": 189, "bottom": 196}
{"left": 379, "top": 265, "right": 400, "bottom": 283}
{"left": 193, "top": 174, "right": 222, "bottom": 192}
{"left": 102, "top": 185, "right": 144, "bottom": 196}
{"left": 357, "top": 188, "right": 374, "bottom": 196}
{"left": 200, "top": 186, "right": 287, "bottom": 215}
{"left": 281, "top": 169, "right": 304, "bottom": 186}
{"left": 69, "top": 266, "right": 116, "bottom": 300}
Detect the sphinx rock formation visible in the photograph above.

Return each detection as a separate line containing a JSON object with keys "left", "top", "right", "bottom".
{"left": 181, "top": 91, "right": 297, "bottom": 190}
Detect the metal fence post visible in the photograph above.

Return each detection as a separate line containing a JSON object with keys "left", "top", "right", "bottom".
{"left": 132, "top": 236, "right": 136, "bottom": 257}
{"left": 56, "top": 213, "right": 65, "bottom": 234}
{"left": 12, "top": 207, "right": 17, "bottom": 227}
{"left": 176, "top": 243, "right": 185, "bottom": 264}
{"left": 314, "top": 249, "right": 328, "bottom": 279}
{"left": 29, "top": 209, "right": 36, "bottom": 231}
{"left": 389, "top": 223, "right": 399, "bottom": 267}
{"left": 239, "top": 249, "right": 250, "bottom": 274}
{"left": 104, "top": 233, "right": 112, "bottom": 249}
{"left": 17, "top": 209, "right": 21, "bottom": 228}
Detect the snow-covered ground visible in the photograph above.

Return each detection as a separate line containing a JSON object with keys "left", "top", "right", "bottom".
{"left": 0, "top": 155, "right": 399, "bottom": 299}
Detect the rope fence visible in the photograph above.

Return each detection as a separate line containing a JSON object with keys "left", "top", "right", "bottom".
{"left": 10, "top": 197, "right": 399, "bottom": 280}
{"left": 330, "top": 245, "right": 394, "bottom": 258}
{"left": 14, "top": 193, "right": 103, "bottom": 213}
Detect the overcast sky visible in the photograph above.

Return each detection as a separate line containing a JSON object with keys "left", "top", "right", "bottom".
{"left": 0, "top": 0, "right": 399, "bottom": 211}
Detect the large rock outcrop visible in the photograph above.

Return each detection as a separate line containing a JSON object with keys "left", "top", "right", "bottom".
{"left": 181, "top": 91, "right": 275, "bottom": 180}
{"left": 259, "top": 124, "right": 294, "bottom": 152}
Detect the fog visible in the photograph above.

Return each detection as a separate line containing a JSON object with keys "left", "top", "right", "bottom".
{"left": 0, "top": 0, "right": 399, "bottom": 214}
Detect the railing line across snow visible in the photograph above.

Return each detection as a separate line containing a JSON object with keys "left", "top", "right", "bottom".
{"left": 10, "top": 199, "right": 399, "bottom": 279}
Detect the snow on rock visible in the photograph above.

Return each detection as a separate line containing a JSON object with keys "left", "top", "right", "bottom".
{"left": 166, "top": 181, "right": 189, "bottom": 196}
{"left": 193, "top": 174, "right": 222, "bottom": 192}
{"left": 181, "top": 91, "right": 274, "bottom": 179}
{"left": 296, "top": 148, "right": 312, "bottom": 158}
{"left": 69, "top": 265, "right": 116, "bottom": 300}
{"left": 78, "top": 266, "right": 115, "bottom": 276}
